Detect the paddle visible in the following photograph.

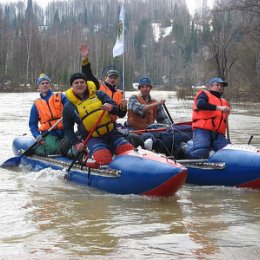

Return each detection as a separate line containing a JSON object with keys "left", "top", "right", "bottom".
{"left": 1, "top": 117, "right": 63, "bottom": 168}
{"left": 66, "top": 110, "right": 106, "bottom": 174}
{"left": 130, "top": 121, "right": 193, "bottom": 135}
{"left": 226, "top": 113, "right": 231, "bottom": 143}
{"left": 163, "top": 103, "right": 174, "bottom": 125}
{"left": 247, "top": 135, "right": 254, "bottom": 145}
{"left": 130, "top": 127, "right": 168, "bottom": 134}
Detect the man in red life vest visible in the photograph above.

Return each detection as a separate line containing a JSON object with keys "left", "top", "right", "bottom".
{"left": 182, "top": 77, "right": 231, "bottom": 159}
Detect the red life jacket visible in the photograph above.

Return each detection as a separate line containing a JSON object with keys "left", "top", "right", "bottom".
{"left": 34, "top": 93, "right": 63, "bottom": 131}
{"left": 127, "top": 95, "right": 157, "bottom": 130}
{"left": 192, "top": 90, "right": 230, "bottom": 135}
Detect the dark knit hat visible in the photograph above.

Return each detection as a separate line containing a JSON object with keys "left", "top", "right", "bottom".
{"left": 70, "top": 72, "right": 87, "bottom": 86}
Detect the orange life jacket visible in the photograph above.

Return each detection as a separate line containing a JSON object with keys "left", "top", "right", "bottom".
{"left": 99, "top": 82, "right": 124, "bottom": 121}
{"left": 34, "top": 93, "right": 63, "bottom": 131}
{"left": 192, "top": 90, "right": 230, "bottom": 135}
{"left": 127, "top": 95, "right": 157, "bottom": 130}
{"left": 99, "top": 83, "right": 123, "bottom": 105}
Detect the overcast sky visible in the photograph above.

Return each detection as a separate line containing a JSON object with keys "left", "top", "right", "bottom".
{"left": 0, "top": 0, "right": 214, "bottom": 15}
{"left": 0, "top": 0, "right": 51, "bottom": 8}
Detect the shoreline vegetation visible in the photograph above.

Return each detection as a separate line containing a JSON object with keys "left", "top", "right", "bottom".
{"left": 175, "top": 88, "right": 260, "bottom": 105}
{"left": 0, "top": 0, "right": 259, "bottom": 100}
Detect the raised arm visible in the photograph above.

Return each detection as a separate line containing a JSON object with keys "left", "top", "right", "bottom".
{"left": 80, "top": 44, "right": 100, "bottom": 88}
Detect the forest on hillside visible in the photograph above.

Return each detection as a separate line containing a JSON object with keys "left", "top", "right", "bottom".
{"left": 0, "top": 0, "right": 259, "bottom": 101}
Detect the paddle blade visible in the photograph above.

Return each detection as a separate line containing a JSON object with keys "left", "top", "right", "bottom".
{"left": 1, "top": 156, "right": 21, "bottom": 168}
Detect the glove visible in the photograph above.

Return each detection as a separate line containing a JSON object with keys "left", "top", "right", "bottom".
{"left": 102, "top": 103, "right": 113, "bottom": 111}
{"left": 144, "top": 138, "right": 153, "bottom": 151}
{"left": 36, "top": 134, "right": 44, "bottom": 144}
{"left": 67, "top": 143, "right": 86, "bottom": 158}
{"left": 75, "top": 142, "right": 86, "bottom": 152}
{"left": 36, "top": 134, "right": 43, "bottom": 142}
{"left": 117, "top": 128, "right": 129, "bottom": 137}
{"left": 67, "top": 146, "right": 78, "bottom": 158}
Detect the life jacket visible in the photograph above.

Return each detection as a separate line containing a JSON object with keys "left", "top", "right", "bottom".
{"left": 34, "top": 92, "right": 63, "bottom": 131}
{"left": 99, "top": 82, "right": 123, "bottom": 105}
{"left": 65, "top": 81, "right": 114, "bottom": 137}
{"left": 192, "top": 90, "right": 230, "bottom": 135}
{"left": 99, "top": 82, "right": 124, "bottom": 121}
{"left": 127, "top": 94, "right": 157, "bottom": 130}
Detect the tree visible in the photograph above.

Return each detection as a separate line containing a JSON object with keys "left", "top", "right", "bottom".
{"left": 206, "top": 8, "right": 239, "bottom": 80}
{"left": 0, "top": 0, "right": 258, "bottom": 98}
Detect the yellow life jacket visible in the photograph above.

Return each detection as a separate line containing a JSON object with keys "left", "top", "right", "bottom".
{"left": 65, "top": 81, "right": 114, "bottom": 137}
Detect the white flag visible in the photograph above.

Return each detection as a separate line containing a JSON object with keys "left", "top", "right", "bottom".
{"left": 113, "top": 5, "right": 125, "bottom": 57}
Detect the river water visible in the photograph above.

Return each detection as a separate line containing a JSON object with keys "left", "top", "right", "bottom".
{"left": 0, "top": 92, "right": 259, "bottom": 260}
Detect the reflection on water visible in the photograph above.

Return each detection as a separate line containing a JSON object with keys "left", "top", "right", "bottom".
{"left": 0, "top": 92, "right": 259, "bottom": 259}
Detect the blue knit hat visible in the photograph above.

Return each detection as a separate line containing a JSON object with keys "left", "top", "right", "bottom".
{"left": 36, "top": 73, "right": 51, "bottom": 86}
{"left": 138, "top": 77, "right": 152, "bottom": 89}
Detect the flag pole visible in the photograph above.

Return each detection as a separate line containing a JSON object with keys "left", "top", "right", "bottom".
{"left": 122, "top": 1, "right": 125, "bottom": 94}
{"left": 113, "top": 1, "right": 125, "bottom": 94}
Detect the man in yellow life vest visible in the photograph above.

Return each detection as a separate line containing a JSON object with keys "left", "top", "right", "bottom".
{"left": 181, "top": 77, "right": 231, "bottom": 159}
{"left": 63, "top": 72, "right": 134, "bottom": 166}
{"left": 29, "top": 73, "right": 67, "bottom": 156}
{"left": 80, "top": 44, "right": 127, "bottom": 122}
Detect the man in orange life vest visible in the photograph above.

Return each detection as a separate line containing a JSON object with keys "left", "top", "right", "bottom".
{"left": 127, "top": 77, "right": 171, "bottom": 130}
{"left": 29, "top": 73, "right": 67, "bottom": 156}
{"left": 63, "top": 72, "right": 134, "bottom": 166}
{"left": 80, "top": 44, "right": 127, "bottom": 122}
{"left": 182, "top": 77, "right": 231, "bottom": 159}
